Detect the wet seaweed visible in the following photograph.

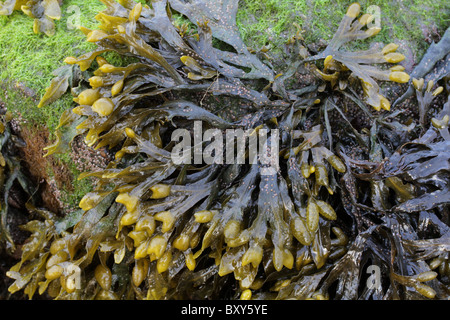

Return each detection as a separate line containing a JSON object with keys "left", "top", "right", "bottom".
{"left": 5, "top": 1, "right": 450, "bottom": 300}
{"left": 393, "top": 28, "right": 450, "bottom": 107}
{"left": 0, "top": 0, "right": 62, "bottom": 36}
{"left": 306, "top": 3, "right": 410, "bottom": 112}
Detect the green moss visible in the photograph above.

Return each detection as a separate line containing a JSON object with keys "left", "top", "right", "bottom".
{"left": 236, "top": 0, "right": 309, "bottom": 53}
{"left": 366, "top": 0, "right": 449, "bottom": 56}
{"left": 0, "top": 1, "right": 105, "bottom": 92}
{"left": 0, "top": 0, "right": 108, "bottom": 134}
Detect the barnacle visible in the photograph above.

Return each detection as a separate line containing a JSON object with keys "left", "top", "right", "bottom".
{"left": 0, "top": 0, "right": 61, "bottom": 36}
{"left": 308, "top": 2, "right": 410, "bottom": 111}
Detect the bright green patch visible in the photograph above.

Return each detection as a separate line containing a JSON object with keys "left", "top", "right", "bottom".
{"left": 0, "top": 1, "right": 105, "bottom": 92}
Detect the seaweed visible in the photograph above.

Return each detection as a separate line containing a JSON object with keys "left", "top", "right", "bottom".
{"left": 393, "top": 27, "right": 450, "bottom": 107}
{"left": 5, "top": 1, "right": 450, "bottom": 300}
{"left": 0, "top": 0, "right": 62, "bottom": 36}
{"left": 168, "top": 0, "right": 274, "bottom": 81}
{"left": 412, "top": 77, "right": 445, "bottom": 127}
{"left": 306, "top": 3, "right": 410, "bottom": 111}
